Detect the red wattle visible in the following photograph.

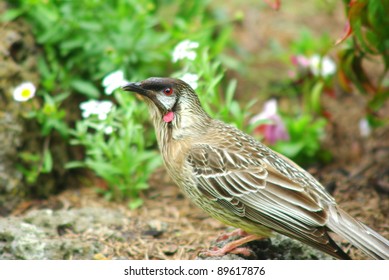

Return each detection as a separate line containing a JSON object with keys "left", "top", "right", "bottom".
{"left": 163, "top": 111, "right": 174, "bottom": 123}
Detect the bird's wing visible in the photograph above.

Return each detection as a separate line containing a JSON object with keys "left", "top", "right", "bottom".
{"left": 186, "top": 144, "right": 338, "bottom": 251}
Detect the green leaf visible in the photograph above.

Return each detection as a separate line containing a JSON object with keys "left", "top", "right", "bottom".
{"left": 225, "top": 79, "right": 237, "bottom": 106}
{"left": 274, "top": 141, "right": 305, "bottom": 158}
{"left": 78, "top": 21, "right": 103, "bottom": 32}
{"left": 65, "top": 161, "right": 86, "bottom": 169}
{"left": 85, "top": 160, "right": 122, "bottom": 176}
{"left": 311, "top": 81, "right": 324, "bottom": 113}
{"left": 0, "top": 9, "right": 24, "bottom": 22}
{"left": 368, "top": 90, "right": 389, "bottom": 111}
{"left": 134, "top": 182, "right": 149, "bottom": 191}
{"left": 19, "top": 152, "right": 40, "bottom": 163}
{"left": 60, "top": 38, "right": 84, "bottom": 55}
{"left": 52, "top": 92, "right": 71, "bottom": 103}
{"left": 37, "top": 24, "right": 64, "bottom": 44}
{"left": 42, "top": 150, "right": 53, "bottom": 173}
{"left": 129, "top": 197, "right": 144, "bottom": 209}
{"left": 70, "top": 80, "right": 100, "bottom": 98}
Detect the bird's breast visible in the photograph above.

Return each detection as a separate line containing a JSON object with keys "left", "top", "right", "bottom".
{"left": 160, "top": 138, "right": 191, "bottom": 177}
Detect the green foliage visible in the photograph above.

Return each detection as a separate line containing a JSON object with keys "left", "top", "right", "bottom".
{"left": 16, "top": 92, "right": 69, "bottom": 185}
{"left": 3, "top": 0, "right": 237, "bottom": 206}
{"left": 27, "top": 92, "right": 70, "bottom": 137}
{"left": 338, "top": 0, "right": 389, "bottom": 125}
{"left": 9, "top": 0, "right": 376, "bottom": 205}
{"left": 290, "top": 29, "right": 333, "bottom": 56}
{"left": 265, "top": 30, "right": 335, "bottom": 165}
{"left": 17, "top": 149, "right": 53, "bottom": 184}
{"left": 288, "top": 30, "right": 335, "bottom": 114}
{"left": 66, "top": 93, "right": 161, "bottom": 209}
{"left": 273, "top": 114, "right": 330, "bottom": 166}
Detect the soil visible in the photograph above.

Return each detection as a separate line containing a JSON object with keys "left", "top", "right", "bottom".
{"left": 3, "top": 1, "right": 389, "bottom": 260}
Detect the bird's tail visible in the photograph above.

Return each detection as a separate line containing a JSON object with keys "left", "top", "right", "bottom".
{"left": 327, "top": 205, "right": 389, "bottom": 259}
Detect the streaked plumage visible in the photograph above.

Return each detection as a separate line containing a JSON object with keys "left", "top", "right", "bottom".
{"left": 122, "top": 77, "right": 389, "bottom": 260}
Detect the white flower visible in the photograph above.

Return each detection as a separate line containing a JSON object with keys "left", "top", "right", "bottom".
{"left": 95, "top": 124, "right": 115, "bottom": 135}
{"left": 309, "top": 55, "right": 336, "bottom": 77}
{"left": 359, "top": 118, "right": 371, "bottom": 137}
{"left": 80, "top": 100, "right": 98, "bottom": 118}
{"left": 180, "top": 73, "right": 199, "bottom": 89}
{"left": 102, "top": 70, "right": 128, "bottom": 95}
{"left": 12, "top": 82, "right": 36, "bottom": 102}
{"left": 103, "top": 125, "right": 114, "bottom": 135}
{"left": 172, "top": 40, "right": 199, "bottom": 63}
{"left": 80, "top": 100, "right": 114, "bottom": 120}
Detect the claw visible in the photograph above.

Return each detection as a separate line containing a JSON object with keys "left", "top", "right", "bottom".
{"left": 216, "top": 229, "right": 249, "bottom": 242}
{"left": 229, "top": 247, "right": 254, "bottom": 257}
{"left": 200, "top": 234, "right": 264, "bottom": 257}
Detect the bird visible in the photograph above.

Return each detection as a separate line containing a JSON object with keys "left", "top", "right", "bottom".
{"left": 122, "top": 77, "right": 389, "bottom": 260}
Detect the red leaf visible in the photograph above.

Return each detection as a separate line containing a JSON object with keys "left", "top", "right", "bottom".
{"left": 254, "top": 124, "right": 267, "bottom": 135}
{"left": 263, "top": 0, "right": 281, "bottom": 11}
{"left": 349, "top": 0, "right": 358, "bottom": 7}
{"left": 322, "top": 110, "right": 332, "bottom": 121}
{"left": 335, "top": 20, "right": 353, "bottom": 45}
{"left": 324, "top": 88, "right": 336, "bottom": 98}
{"left": 335, "top": 1, "right": 366, "bottom": 46}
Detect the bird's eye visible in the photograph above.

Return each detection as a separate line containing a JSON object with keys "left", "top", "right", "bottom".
{"left": 163, "top": 87, "right": 173, "bottom": 96}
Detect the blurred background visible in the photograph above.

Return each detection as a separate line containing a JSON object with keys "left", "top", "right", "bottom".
{"left": 0, "top": 0, "right": 388, "bottom": 260}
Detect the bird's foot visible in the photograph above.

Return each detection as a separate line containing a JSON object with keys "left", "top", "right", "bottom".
{"left": 201, "top": 246, "right": 254, "bottom": 257}
{"left": 200, "top": 234, "right": 263, "bottom": 257}
{"left": 216, "top": 228, "right": 249, "bottom": 242}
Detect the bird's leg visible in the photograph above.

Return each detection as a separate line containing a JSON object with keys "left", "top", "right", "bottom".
{"left": 216, "top": 228, "right": 249, "bottom": 242}
{"left": 202, "top": 234, "right": 264, "bottom": 257}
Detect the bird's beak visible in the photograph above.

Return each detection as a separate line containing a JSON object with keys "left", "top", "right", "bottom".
{"left": 121, "top": 82, "right": 149, "bottom": 97}
{"left": 121, "top": 82, "right": 165, "bottom": 112}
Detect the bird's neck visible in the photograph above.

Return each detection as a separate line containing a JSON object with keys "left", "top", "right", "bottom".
{"left": 150, "top": 106, "right": 211, "bottom": 147}
{"left": 174, "top": 110, "right": 211, "bottom": 137}
{"left": 154, "top": 110, "right": 211, "bottom": 181}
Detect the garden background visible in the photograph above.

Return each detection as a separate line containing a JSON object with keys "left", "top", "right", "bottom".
{"left": 0, "top": 0, "right": 388, "bottom": 260}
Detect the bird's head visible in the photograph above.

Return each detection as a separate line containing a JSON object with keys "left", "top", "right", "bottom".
{"left": 122, "top": 77, "right": 210, "bottom": 136}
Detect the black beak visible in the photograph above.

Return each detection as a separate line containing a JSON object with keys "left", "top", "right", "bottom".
{"left": 121, "top": 81, "right": 165, "bottom": 112}
{"left": 121, "top": 82, "right": 149, "bottom": 96}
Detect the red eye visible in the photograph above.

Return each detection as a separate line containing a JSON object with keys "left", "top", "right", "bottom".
{"left": 163, "top": 87, "right": 173, "bottom": 96}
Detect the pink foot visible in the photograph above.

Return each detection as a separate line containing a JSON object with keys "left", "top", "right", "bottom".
{"left": 200, "top": 234, "right": 263, "bottom": 257}
{"left": 216, "top": 229, "right": 249, "bottom": 242}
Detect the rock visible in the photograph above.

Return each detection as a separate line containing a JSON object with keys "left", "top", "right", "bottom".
{"left": 0, "top": 207, "right": 130, "bottom": 259}
{"left": 0, "top": 112, "right": 24, "bottom": 215}
{"left": 162, "top": 244, "right": 178, "bottom": 256}
{"left": 0, "top": 2, "right": 75, "bottom": 215}
{"left": 0, "top": 2, "right": 40, "bottom": 215}
{"left": 0, "top": 220, "right": 46, "bottom": 259}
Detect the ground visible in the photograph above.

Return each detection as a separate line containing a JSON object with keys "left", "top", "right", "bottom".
{"left": 1, "top": 1, "right": 388, "bottom": 260}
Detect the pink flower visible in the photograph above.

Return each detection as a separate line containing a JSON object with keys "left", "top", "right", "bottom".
{"left": 291, "top": 55, "right": 310, "bottom": 68}
{"left": 250, "top": 99, "right": 289, "bottom": 145}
